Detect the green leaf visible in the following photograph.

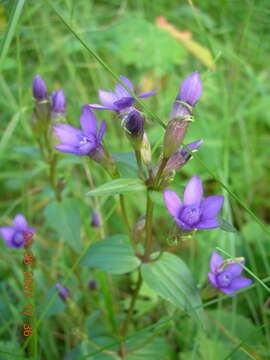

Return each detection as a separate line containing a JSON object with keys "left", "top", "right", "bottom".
{"left": 113, "top": 152, "right": 138, "bottom": 178}
{"left": 44, "top": 198, "right": 81, "bottom": 252}
{"left": 141, "top": 252, "right": 203, "bottom": 322}
{"left": 216, "top": 215, "right": 237, "bottom": 232}
{"left": 80, "top": 235, "right": 141, "bottom": 274}
{"left": 87, "top": 178, "right": 146, "bottom": 197}
{"left": 126, "top": 336, "right": 170, "bottom": 360}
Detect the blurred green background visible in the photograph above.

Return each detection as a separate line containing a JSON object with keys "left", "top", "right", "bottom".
{"left": 0, "top": 0, "right": 270, "bottom": 359}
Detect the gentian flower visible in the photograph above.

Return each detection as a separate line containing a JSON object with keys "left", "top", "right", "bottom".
{"left": 169, "top": 71, "right": 202, "bottom": 121}
{"left": 0, "top": 214, "right": 34, "bottom": 249}
{"left": 208, "top": 252, "right": 252, "bottom": 295}
{"left": 54, "top": 105, "right": 106, "bottom": 156}
{"left": 55, "top": 282, "right": 70, "bottom": 301}
{"left": 164, "top": 175, "right": 224, "bottom": 231}
{"left": 123, "top": 110, "right": 145, "bottom": 150}
{"left": 91, "top": 211, "right": 101, "bottom": 228}
{"left": 51, "top": 89, "right": 66, "bottom": 118}
{"left": 161, "top": 139, "right": 203, "bottom": 176}
{"left": 89, "top": 76, "right": 156, "bottom": 113}
{"left": 163, "top": 71, "right": 202, "bottom": 158}
{"left": 32, "top": 75, "right": 48, "bottom": 101}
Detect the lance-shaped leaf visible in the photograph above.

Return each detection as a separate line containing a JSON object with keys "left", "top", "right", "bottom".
{"left": 87, "top": 178, "right": 146, "bottom": 197}
{"left": 141, "top": 252, "right": 203, "bottom": 322}
{"left": 80, "top": 235, "right": 141, "bottom": 274}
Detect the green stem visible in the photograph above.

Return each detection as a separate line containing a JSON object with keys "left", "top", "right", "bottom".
{"left": 119, "top": 195, "right": 132, "bottom": 240}
{"left": 143, "top": 192, "right": 154, "bottom": 260}
{"left": 135, "top": 150, "right": 144, "bottom": 179}
{"left": 153, "top": 157, "right": 168, "bottom": 188}
{"left": 121, "top": 271, "right": 143, "bottom": 347}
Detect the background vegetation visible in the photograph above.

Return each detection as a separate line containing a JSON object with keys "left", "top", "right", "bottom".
{"left": 0, "top": 0, "right": 270, "bottom": 359}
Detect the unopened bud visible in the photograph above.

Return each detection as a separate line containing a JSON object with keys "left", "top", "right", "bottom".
{"left": 140, "top": 133, "right": 151, "bottom": 165}
{"left": 123, "top": 110, "right": 144, "bottom": 150}
{"left": 51, "top": 89, "right": 66, "bottom": 120}
{"left": 32, "top": 75, "right": 48, "bottom": 102}
{"left": 55, "top": 282, "right": 70, "bottom": 302}
{"left": 88, "top": 280, "right": 97, "bottom": 290}
{"left": 91, "top": 211, "right": 101, "bottom": 228}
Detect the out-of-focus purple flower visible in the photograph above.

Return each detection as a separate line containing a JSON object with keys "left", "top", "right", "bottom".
{"left": 161, "top": 139, "right": 203, "bottom": 176}
{"left": 32, "top": 75, "right": 48, "bottom": 101}
{"left": 164, "top": 175, "right": 224, "bottom": 231}
{"left": 0, "top": 214, "right": 34, "bottom": 249}
{"left": 54, "top": 105, "right": 106, "bottom": 156}
{"left": 88, "top": 280, "right": 97, "bottom": 290}
{"left": 89, "top": 76, "right": 156, "bottom": 113}
{"left": 208, "top": 252, "right": 252, "bottom": 295}
{"left": 55, "top": 282, "right": 70, "bottom": 301}
{"left": 91, "top": 211, "right": 101, "bottom": 228}
{"left": 51, "top": 89, "right": 66, "bottom": 117}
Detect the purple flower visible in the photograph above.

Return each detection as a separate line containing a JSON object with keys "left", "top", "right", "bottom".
{"left": 0, "top": 214, "right": 34, "bottom": 249}
{"left": 91, "top": 211, "right": 101, "bottom": 228}
{"left": 88, "top": 280, "right": 97, "bottom": 290}
{"left": 170, "top": 71, "right": 202, "bottom": 121}
{"left": 51, "top": 89, "right": 66, "bottom": 116}
{"left": 89, "top": 76, "right": 156, "bottom": 113}
{"left": 208, "top": 252, "right": 252, "bottom": 295}
{"left": 162, "top": 139, "right": 203, "bottom": 176}
{"left": 164, "top": 175, "right": 224, "bottom": 231}
{"left": 123, "top": 110, "right": 144, "bottom": 138}
{"left": 54, "top": 105, "right": 106, "bottom": 156}
{"left": 55, "top": 282, "right": 70, "bottom": 301}
{"left": 32, "top": 75, "right": 48, "bottom": 101}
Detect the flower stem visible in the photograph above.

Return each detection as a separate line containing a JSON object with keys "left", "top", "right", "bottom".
{"left": 135, "top": 150, "right": 144, "bottom": 179}
{"left": 143, "top": 192, "right": 154, "bottom": 260}
{"left": 121, "top": 271, "right": 143, "bottom": 338}
{"left": 119, "top": 194, "right": 132, "bottom": 240}
{"left": 153, "top": 157, "right": 168, "bottom": 188}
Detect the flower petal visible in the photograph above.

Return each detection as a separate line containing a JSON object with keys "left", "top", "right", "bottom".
{"left": 76, "top": 142, "right": 96, "bottom": 156}
{"left": 13, "top": 214, "right": 28, "bottom": 231}
{"left": 97, "top": 120, "right": 106, "bottom": 143}
{"left": 88, "top": 104, "right": 116, "bottom": 110}
{"left": 53, "top": 124, "right": 81, "bottom": 146}
{"left": 229, "top": 276, "right": 253, "bottom": 292}
{"left": 183, "top": 175, "right": 203, "bottom": 205}
{"left": 210, "top": 252, "right": 223, "bottom": 273}
{"left": 80, "top": 105, "right": 97, "bottom": 136}
{"left": 200, "top": 195, "right": 224, "bottom": 220}
{"left": 138, "top": 90, "right": 157, "bottom": 98}
{"left": 196, "top": 218, "right": 219, "bottom": 229}
{"left": 163, "top": 190, "right": 182, "bottom": 217}
{"left": 175, "top": 218, "right": 193, "bottom": 231}
{"left": 208, "top": 272, "right": 217, "bottom": 287}
{"left": 179, "top": 71, "right": 202, "bottom": 106}
{"left": 115, "top": 76, "right": 134, "bottom": 98}
{"left": 225, "top": 263, "right": 244, "bottom": 277}
{"left": 98, "top": 90, "right": 117, "bottom": 107}
{"left": 55, "top": 144, "right": 76, "bottom": 154}
{"left": 0, "top": 226, "right": 16, "bottom": 247}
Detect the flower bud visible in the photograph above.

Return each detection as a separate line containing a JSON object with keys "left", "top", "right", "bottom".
{"left": 163, "top": 118, "right": 191, "bottom": 158}
{"left": 161, "top": 139, "right": 203, "bottom": 176}
{"left": 164, "top": 72, "right": 202, "bottom": 158}
{"left": 140, "top": 133, "right": 151, "bottom": 165}
{"left": 88, "top": 280, "right": 97, "bottom": 290}
{"left": 178, "top": 71, "right": 202, "bottom": 107}
{"left": 123, "top": 110, "right": 144, "bottom": 150}
{"left": 55, "top": 282, "right": 70, "bottom": 301}
{"left": 91, "top": 211, "right": 101, "bottom": 228}
{"left": 32, "top": 75, "right": 48, "bottom": 101}
{"left": 51, "top": 89, "right": 66, "bottom": 120}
